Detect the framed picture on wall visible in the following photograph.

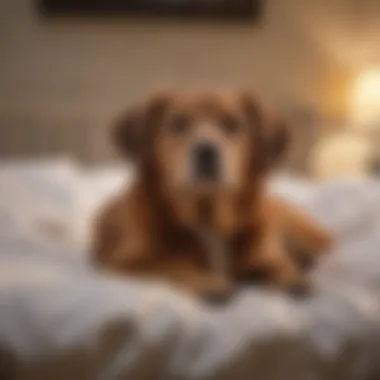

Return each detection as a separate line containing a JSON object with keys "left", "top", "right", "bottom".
{"left": 39, "top": 0, "right": 262, "bottom": 21}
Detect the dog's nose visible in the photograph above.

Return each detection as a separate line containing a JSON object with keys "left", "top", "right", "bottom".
{"left": 193, "top": 143, "right": 220, "bottom": 180}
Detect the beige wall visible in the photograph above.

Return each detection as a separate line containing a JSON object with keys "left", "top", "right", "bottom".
{"left": 0, "top": 0, "right": 377, "bottom": 160}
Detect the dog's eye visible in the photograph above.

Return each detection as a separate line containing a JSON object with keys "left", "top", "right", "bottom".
{"left": 221, "top": 115, "right": 241, "bottom": 134}
{"left": 170, "top": 114, "right": 191, "bottom": 135}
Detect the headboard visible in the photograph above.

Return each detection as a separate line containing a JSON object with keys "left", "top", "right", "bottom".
{"left": 0, "top": 103, "right": 116, "bottom": 163}
{"left": 0, "top": 102, "right": 318, "bottom": 174}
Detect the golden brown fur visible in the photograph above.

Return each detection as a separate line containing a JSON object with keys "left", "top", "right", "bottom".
{"left": 92, "top": 91, "right": 333, "bottom": 299}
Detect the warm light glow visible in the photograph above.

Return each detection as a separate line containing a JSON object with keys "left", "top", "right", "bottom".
{"left": 352, "top": 69, "right": 380, "bottom": 130}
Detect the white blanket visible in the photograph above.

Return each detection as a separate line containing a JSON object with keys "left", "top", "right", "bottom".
{"left": 0, "top": 158, "right": 379, "bottom": 380}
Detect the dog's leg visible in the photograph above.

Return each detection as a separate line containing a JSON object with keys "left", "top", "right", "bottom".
{"left": 92, "top": 192, "right": 153, "bottom": 272}
{"left": 251, "top": 234, "right": 309, "bottom": 294}
{"left": 197, "top": 228, "right": 230, "bottom": 280}
{"left": 163, "top": 259, "right": 233, "bottom": 301}
{"left": 274, "top": 197, "right": 334, "bottom": 269}
{"left": 124, "top": 258, "right": 233, "bottom": 302}
{"left": 236, "top": 207, "right": 309, "bottom": 294}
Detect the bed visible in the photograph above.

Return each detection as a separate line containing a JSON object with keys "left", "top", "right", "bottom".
{"left": 0, "top": 157, "right": 380, "bottom": 380}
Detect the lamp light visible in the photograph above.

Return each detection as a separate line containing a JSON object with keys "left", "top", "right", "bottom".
{"left": 352, "top": 69, "right": 380, "bottom": 131}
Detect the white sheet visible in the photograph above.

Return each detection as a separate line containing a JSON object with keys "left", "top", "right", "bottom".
{"left": 0, "top": 159, "right": 380, "bottom": 380}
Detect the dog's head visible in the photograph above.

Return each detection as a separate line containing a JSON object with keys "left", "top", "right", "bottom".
{"left": 113, "top": 91, "right": 290, "bottom": 195}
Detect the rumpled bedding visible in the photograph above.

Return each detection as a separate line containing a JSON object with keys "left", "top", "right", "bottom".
{"left": 0, "top": 158, "right": 379, "bottom": 380}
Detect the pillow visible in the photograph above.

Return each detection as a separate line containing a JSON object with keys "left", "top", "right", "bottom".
{"left": 0, "top": 157, "right": 82, "bottom": 246}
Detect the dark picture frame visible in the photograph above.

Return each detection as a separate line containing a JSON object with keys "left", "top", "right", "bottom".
{"left": 39, "top": 0, "right": 262, "bottom": 21}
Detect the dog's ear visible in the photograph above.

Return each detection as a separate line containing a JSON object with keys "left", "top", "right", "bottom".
{"left": 240, "top": 92, "right": 291, "bottom": 173}
{"left": 265, "top": 113, "right": 291, "bottom": 166}
{"left": 112, "top": 91, "right": 173, "bottom": 160}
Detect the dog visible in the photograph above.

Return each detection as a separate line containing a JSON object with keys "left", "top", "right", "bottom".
{"left": 92, "top": 90, "right": 333, "bottom": 300}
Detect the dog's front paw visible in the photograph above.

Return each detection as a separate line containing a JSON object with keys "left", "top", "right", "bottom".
{"left": 201, "top": 277, "right": 235, "bottom": 305}
{"left": 285, "top": 276, "right": 312, "bottom": 299}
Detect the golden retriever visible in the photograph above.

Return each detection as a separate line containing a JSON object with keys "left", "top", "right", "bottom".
{"left": 92, "top": 91, "right": 333, "bottom": 300}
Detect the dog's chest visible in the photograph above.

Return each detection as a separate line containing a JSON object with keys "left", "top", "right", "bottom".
{"left": 196, "top": 228, "right": 230, "bottom": 277}
{"left": 165, "top": 194, "right": 250, "bottom": 274}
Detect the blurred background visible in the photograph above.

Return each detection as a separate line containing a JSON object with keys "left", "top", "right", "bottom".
{"left": 0, "top": 0, "right": 379, "bottom": 180}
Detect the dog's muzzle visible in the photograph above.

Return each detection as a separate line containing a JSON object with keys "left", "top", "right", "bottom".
{"left": 193, "top": 143, "right": 220, "bottom": 181}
